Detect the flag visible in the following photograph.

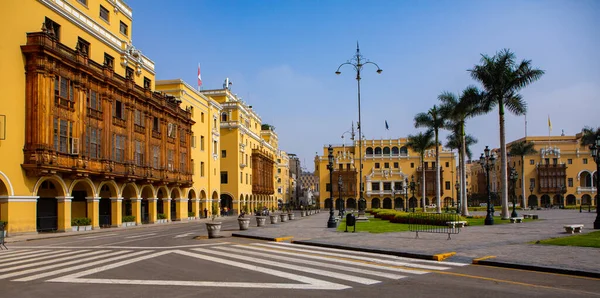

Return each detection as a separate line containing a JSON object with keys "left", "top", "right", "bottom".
{"left": 385, "top": 120, "right": 389, "bottom": 130}
{"left": 548, "top": 115, "right": 552, "bottom": 131}
{"left": 197, "top": 64, "right": 202, "bottom": 87}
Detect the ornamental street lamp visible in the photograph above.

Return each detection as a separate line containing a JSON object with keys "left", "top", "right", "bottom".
{"left": 336, "top": 43, "right": 382, "bottom": 219}
{"left": 479, "top": 146, "right": 497, "bottom": 225}
{"left": 404, "top": 178, "right": 409, "bottom": 212}
{"left": 509, "top": 167, "right": 519, "bottom": 218}
{"left": 338, "top": 175, "right": 344, "bottom": 217}
{"left": 589, "top": 135, "right": 600, "bottom": 229}
{"left": 455, "top": 181, "right": 460, "bottom": 213}
{"left": 409, "top": 175, "right": 417, "bottom": 213}
{"left": 558, "top": 184, "right": 566, "bottom": 209}
{"left": 327, "top": 145, "right": 337, "bottom": 228}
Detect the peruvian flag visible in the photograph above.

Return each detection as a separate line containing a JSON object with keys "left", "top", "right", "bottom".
{"left": 197, "top": 64, "right": 202, "bottom": 87}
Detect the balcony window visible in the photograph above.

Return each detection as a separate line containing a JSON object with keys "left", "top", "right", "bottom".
{"left": 53, "top": 118, "right": 73, "bottom": 154}
{"left": 152, "top": 146, "right": 160, "bottom": 168}
{"left": 54, "top": 76, "right": 74, "bottom": 108}
{"left": 86, "top": 126, "right": 101, "bottom": 159}
{"left": 119, "top": 21, "right": 128, "bottom": 36}
{"left": 135, "top": 140, "right": 144, "bottom": 166}
{"left": 112, "top": 134, "right": 126, "bottom": 162}
{"left": 45, "top": 17, "right": 61, "bottom": 41}
{"left": 104, "top": 53, "right": 114, "bottom": 69}
{"left": 99, "top": 5, "right": 109, "bottom": 22}
{"left": 372, "top": 182, "right": 380, "bottom": 191}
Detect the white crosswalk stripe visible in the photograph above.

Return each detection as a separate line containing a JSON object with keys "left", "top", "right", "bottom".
{"left": 0, "top": 249, "right": 33, "bottom": 259}
{"left": 0, "top": 242, "right": 466, "bottom": 289}
{"left": 125, "top": 233, "right": 156, "bottom": 239}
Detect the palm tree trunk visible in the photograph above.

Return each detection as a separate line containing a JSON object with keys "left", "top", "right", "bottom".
{"left": 461, "top": 125, "right": 469, "bottom": 216}
{"left": 521, "top": 156, "right": 526, "bottom": 209}
{"left": 435, "top": 130, "right": 441, "bottom": 213}
{"left": 499, "top": 102, "right": 509, "bottom": 219}
{"left": 421, "top": 154, "right": 426, "bottom": 212}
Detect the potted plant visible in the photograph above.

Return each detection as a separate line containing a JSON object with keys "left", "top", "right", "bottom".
{"left": 71, "top": 217, "right": 92, "bottom": 231}
{"left": 122, "top": 215, "right": 136, "bottom": 227}
{"left": 206, "top": 203, "right": 222, "bottom": 238}
{"left": 237, "top": 212, "right": 250, "bottom": 230}
{"left": 256, "top": 215, "right": 267, "bottom": 227}
{"left": 157, "top": 213, "right": 167, "bottom": 224}
{"left": 288, "top": 207, "right": 295, "bottom": 220}
{"left": 188, "top": 212, "right": 195, "bottom": 220}
{"left": 269, "top": 213, "right": 279, "bottom": 224}
{"left": 279, "top": 211, "right": 288, "bottom": 222}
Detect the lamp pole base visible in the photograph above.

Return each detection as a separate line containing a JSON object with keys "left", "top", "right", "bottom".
{"left": 327, "top": 209, "right": 337, "bottom": 228}
{"left": 594, "top": 216, "right": 600, "bottom": 230}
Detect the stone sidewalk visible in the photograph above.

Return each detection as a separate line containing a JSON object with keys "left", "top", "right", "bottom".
{"left": 233, "top": 209, "right": 600, "bottom": 277}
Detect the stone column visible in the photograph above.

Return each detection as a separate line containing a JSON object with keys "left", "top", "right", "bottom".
{"left": 131, "top": 198, "right": 142, "bottom": 225}
{"left": 0, "top": 196, "right": 39, "bottom": 234}
{"left": 85, "top": 197, "right": 100, "bottom": 229}
{"left": 110, "top": 197, "right": 123, "bottom": 227}
{"left": 164, "top": 198, "right": 172, "bottom": 221}
{"left": 192, "top": 198, "right": 200, "bottom": 218}
{"left": 174, "top": 198, "right": 185, "bottom": 221}
{"left": 148, "top": 198, "right": 157, "bottom": 223}
{"left": 56, "top": 196, "right": 73, "bottom": 232}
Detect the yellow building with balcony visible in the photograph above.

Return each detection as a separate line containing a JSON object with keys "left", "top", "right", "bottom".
{"left": 470, "top": 134, "right": 598, "bottom": 208}
{"left": 316, "top": 139, "right": 457, "bottom": 211}
{"left": 0, "top": 0, "right": 197, "bottom": 235}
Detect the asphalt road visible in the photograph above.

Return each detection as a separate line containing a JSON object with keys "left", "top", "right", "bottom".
{"left": 1, "top": 218, "right": 599, "bottom": 298}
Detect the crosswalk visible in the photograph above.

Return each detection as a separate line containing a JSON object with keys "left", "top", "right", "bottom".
{"left": 0, "top": 242, "right": 468, "bottom": 290}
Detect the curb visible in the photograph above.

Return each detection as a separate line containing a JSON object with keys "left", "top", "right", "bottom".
{"left": 231, "top": 233, "right": 293, "bottom": 242}
{"left": 475, "top": 259, "right": 600, "bottom": 279}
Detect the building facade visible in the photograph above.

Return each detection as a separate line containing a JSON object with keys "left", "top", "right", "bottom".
{"left": 0, "top": 0, "right": 202, "bottom": 234}
{"left": 470, "top": 134, "right": 598, "bottom": 208}
{"left": 316, "top": 138, "right": 457, "bottom": 211}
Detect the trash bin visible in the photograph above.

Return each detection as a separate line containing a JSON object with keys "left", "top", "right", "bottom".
{"left": 345, "top": 213, "right": 356, "bottom": 233}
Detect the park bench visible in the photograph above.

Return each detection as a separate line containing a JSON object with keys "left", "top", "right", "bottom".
{"left": 509, "top": 217, "right": 523, "bottom": 223}
{"left": 563, "top": 224, "right": 584, "bottom": 234}
{"left": 446, "top": 221, "right": 467, "bottom": 228}
{"left": 523, "top": 214, "right": 539, "bottom": 219}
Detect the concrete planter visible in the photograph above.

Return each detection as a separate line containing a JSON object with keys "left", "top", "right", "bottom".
{"left": 288, "top": 213, "right": 295, "bottom": 220}
{"left": 188, "top": 217, "right": 196, "bottom": 221}
{"left": 72, "top": 225, "right": 92, "bottom": 231}
{"left": 206, "top": 222, "right": 222, "bottom": 238}
{"left": 72, "top": 226, "right": 79, "bottom": 232}
{"left": 238, "top": 218, "right": 251, "bottom": 230}
{"left": 156, "top": 219, "right": 167, "bottom": 224}
{"left": 123, "top": 222, "right": 136, "bottom": 227}
{"left": 280, "top": 214, "right": 288, "bottom": 222}
{"left": 301, "top": 211, "right": 305, "bottom": 217}
{"left": 269, "top": 215, "right": 279, "bottom": 224}
{"left": 256, "top": 216, "right": 267, "bottom": 227}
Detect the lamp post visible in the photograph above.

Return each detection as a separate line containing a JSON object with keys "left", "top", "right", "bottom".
{"left": 558, "top": 184, "right": 566, "bottom": 209}
{"left": 336, "top": 43, "right": 382, "bottom": 219}
{"left": 589, "top": 135, "right": 600, "bottom": 229}
{"left": 338, "top": 175, "right": 344, "bottom": 217}
{"left": 455, "top": 181, "right": 460, "bottom": 213}
{"left": 327, "top": 145, "right": 337, "bottom": 228}
{"left": 509, "top": 167, "right": 518, "bottom": 218}
{"left": 409, "top": 175, "right": 416, "bottom": 212}
{"left": 404, "top": 178, "right": 409, "bottom": 212}
{"left": 529, "top": 182, "right": 535, "bottom": 208}
{"left": 479, "top": 146, "right": 496, "bottom": 225}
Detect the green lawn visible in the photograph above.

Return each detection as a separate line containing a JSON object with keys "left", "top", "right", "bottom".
{"left": 535, "top": 231, "right": 600, "bottom": 248}
{"left": 336, "top": 217, "right": 411, "bottom": 233}
{"left": 465, "top": 216, "right": 533, "bottom": 226}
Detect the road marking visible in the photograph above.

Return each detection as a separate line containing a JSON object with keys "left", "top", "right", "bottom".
{"left": 214, "top": 246, "right": 406, "bottom": 280}
{"left": 80, "top": 233, "right": 119, "bottom": 239}
{"left": 0, "top": 249, "right": 32, "bottom": 258}
{"left": 193, "top": 247, "right": 380, "bottom": 285}
{"left": 0, "top": 250, "right": 53, "bottom": 262}
{"left": 0, "top": 250, "right": 73, "bottom": 268}
{"left": 8, "top": 242, "right": 231, "bottom": 250}
{"left": 472, "top": 256, "right": 496, "bottom": 264}
{"left": 232, "top": 244, "right": 428, "bottom": 275}
{"left": 0, "top": 247, "right": 46, "bottom": 260}
{"left": 433, "top": 252, "right": 456, "bottom": 261}
{"left": 49, "top": 249, "right": 350, "bottom": 290}
{"left": 174, "top": 232, "right": 194, "bottom": 238}
{"left": 253, "top": 243, "right": 452, "bottom": 270}
{"left": 277, "top": 242, "right": 467, "bottom": 266}
{"left": 125, "top": 233, "right": 157, "bottom": 239}
{"left": 13, "top": 250, "right": 147, "bottom": 282}
{"left": 273, "top": 236, "right": 294, "bottom": 242}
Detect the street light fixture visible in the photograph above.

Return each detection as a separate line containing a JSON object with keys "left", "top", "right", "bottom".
{"left": 338, "top": 175, "right": 344, "bottom": 217}
{"left": 479, "top": 146, "right": 496, "bottom": 225}
{"left": 336, "top": 43, "right": 382, "bottom": 219}
{"left": 455, "top": 181, "right": 460, "bottom": 213}
{"left": 404, "top": 178, "right": 409, "bottom": 212}
{"left": 509, "top": 167, "right": 518, "bottom": 218}
{"left": 409, "top": 175, "right": 417, "bottom": 213}
{"left": 589, "top": 135, "right": 600, "bottom": 229}
{"left": 327, "top": 145, "right": 337, "bottom": 228}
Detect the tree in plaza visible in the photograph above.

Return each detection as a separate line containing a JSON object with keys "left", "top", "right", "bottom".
{"left": 581, "top": 126, "right": 600, "bottom": 146}
{"left": 508, "top": 141, "right": 538, "bottom": 209}
{"left": 406, "top": 131, "right": 435, "bottom": 212}
{"left": 414, "top": 105, "right": 445, "bottom": 213}
{"left": 469, "top": 49, "right": 544, "bottom": 219}
{"left": 439, "top": 86, "right": 485, "bottom": 216}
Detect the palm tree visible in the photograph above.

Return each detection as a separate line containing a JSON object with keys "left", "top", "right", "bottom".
{"left": 581, "top": 126, "right": 600, "bottom": 146}
{"left": 414, "top": 105, "right": 444, "bottom": 213}
{"left": 508, "top": 141, "right": 537, "bottom": 209}
{"left": 439, "top": 86, "right": 485, "bottom": 216}
{"left": 406, "top": 131, "right": 435, "bottom": 212}
{"left": 469, "top": 49, "right": 544, "bottom": 219}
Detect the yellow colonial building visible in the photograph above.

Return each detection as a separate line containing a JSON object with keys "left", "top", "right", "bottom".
{"left": 470, "top": 134, "right": 598, "bottom": 208}
{"left": 200, "top": 87, "right": 279, "bottom": 215}
{"left": 316, "top": 138, "right": 457, "bottom": 210}
{"left": 0, "top": 0, "right": 205, "bottom": 235}
{"left": 155, "top": 79, "right": 223, "bottom": 218}
{"left": 275, "top": 150, "right": 292, "bottom": 208}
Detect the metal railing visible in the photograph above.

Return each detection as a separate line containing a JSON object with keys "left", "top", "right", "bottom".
{"left": 408, "top": 213, "right": 462, "bottom": 240}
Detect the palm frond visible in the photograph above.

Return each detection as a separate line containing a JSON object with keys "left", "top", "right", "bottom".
{"left": 504, "top": 93, "right": 527, "bottom": 116}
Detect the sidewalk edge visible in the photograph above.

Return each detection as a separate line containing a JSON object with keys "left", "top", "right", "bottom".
{"left": 476, "top": 259, "right": 600, "bottom": 278}
{"left": 292, "top": 240, "right": 443, "bottom": 261}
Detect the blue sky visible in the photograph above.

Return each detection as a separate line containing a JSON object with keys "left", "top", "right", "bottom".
{"left": 128, "top": 0, "right": 599, "bottom": 171}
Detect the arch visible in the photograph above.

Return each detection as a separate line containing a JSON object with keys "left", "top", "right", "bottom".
{"left": 540, "top": 194, "right": 551, "bottom": 207}
{"left": 335, "top": 198, "right": 343, "bottom": 210}
{"left": 582, "top": 194, "right": 592, "bottom": 205}
{"left": 382, "top": 197, "right": 392, "bottom": 209}
{"left": 552, "top": 194, "right": 562, "bottom": 206}
{"left": 391, "top": 147, "right": 399, "bottom": 155}
{"left": 221, "top": 193, "right": 234, "bottom": 215}
{"left": 212, "top": 191, "right": 219, "bottom": 200}
{"left": 121, "top": 183, "right": 139, "bottom": 199}
{"left": 400, "top": 146, "right": 408, "bottom": 155}
{"left": 140, "top": 184, "right": 156, "bottom": 198}
{"left": 366, "top": 147, "right": 373, "bottom": 155}
{"left": 566, "top": 194, "right": 576, "bottom": 205}
{"left": 69, "top": 178, "right": 96, "bottom": 197}
{"left": 170, "top": 187, "right": 182, "bottom": 199}
{"left": 347, "top": 198, "right": 356, "bottom": 209}
{"left": 188, "top": 189, "right": 197, "bottom": 200}
{"left": 528, "top": 195, "right": 538, "bottom": 207}
{"left": 97, "top": 180, "right": 119, "bottom": 198}
{"left": 33, "top": 175, "right": 67, "bottom": 198}
{"left": 374, "top": 147, "right": 382, "bottom": 155}
{"left": 371, "top": 198, "right": 381, "bottom": 209}
{"left": 0, "top": 170, "right": 15, "bottom": 196}
{"left": 221, "top": 112, "right": 228, "bottom": 122}
{"left": 35, "top": 179, "right": 61, "bottom": 232}
{"left": 408, "top": 197, "right": 417, "bottom": 210}
{"left": 200, "top": 190, "right": 207, "bottom": 200}
{"left": 579, "top": 171, "right": 592, "bottom": 187}
{"left": 394, "top": 197, "right": 403, "bottom": 209}
{"left": 156, "top": 186, "right": 169, "bottom": 199}
{"left": 383, "top": 147, "right": 391, "bottom": 155}
{"left": 443, "top": 197, "right": 453, "bottom": 208}
{"left": 324, "top": 198, "right": 332, "bottom": 209}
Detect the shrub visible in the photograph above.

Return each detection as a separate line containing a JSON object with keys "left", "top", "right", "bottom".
{"left": 157, "top": 213, "right": 167, "bottom": 220}
{"left": 123, "top": 215, "right": 136, "bottom": 222}
{"left": 71, "top": 217, "right": 91, "bottom": 226}
{"left": 188, "top": 212, "right": 195, "bottom": 217}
